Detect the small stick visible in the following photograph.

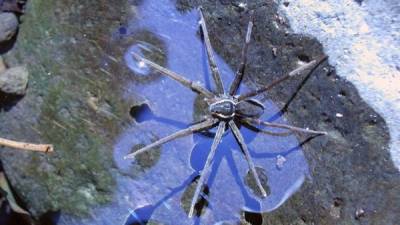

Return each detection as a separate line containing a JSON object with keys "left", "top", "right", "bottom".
{"left": 0, "top": 137, "right": 54, "bottom": 153}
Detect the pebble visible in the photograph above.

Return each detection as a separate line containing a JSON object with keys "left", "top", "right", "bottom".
{"left": 355, "top": 208, "right": 365, "bottom": 220}
{"left": 0, "top": 12, "right": 19, "bottom": 43}
{"left": 0, "top": 65, "right": 29, "bottom": 95}
{"left": 0, "top": 56, "right": 6, "bottom": 73}
{"left": 276, "top": 155, "right": 287, "bottom": 170}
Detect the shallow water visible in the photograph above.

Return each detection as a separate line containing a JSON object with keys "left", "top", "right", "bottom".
{"left": 60, "top": 0, "right": 310, "bottom": 224}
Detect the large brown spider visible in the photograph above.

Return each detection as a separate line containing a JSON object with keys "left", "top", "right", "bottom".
{"left": 124, "top": 7, "right": 327, "bottom": 218}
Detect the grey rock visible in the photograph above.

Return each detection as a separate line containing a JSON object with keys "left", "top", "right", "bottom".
{"left": 0, "top": 12, "right": 18, "bottom": 42}
{"left": 0, "top": 66, "right": 28, "bottom": 95}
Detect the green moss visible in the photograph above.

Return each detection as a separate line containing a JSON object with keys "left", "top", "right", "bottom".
{"left": 2, "top": 0, "right": 132, "bottom": 216}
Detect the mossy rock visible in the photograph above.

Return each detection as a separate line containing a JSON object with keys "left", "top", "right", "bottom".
{"left": 0, "top": 0, "right": 135, "bottom": 217}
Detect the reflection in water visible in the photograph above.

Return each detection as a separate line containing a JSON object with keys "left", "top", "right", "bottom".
{"left": 93, "top": 0, "right": 310, "bottom": 224}
{"left": 124, "top": 44, "right": 151, "bottom": 76}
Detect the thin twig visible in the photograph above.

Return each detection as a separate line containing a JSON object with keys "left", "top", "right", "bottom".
{"left": 0, "top": 137, "right": 53, "bottom": 153}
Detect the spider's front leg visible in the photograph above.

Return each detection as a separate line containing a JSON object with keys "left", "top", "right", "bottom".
{"left": 131, "top": 53, "right": 214, "bottom": 98}
{"left": 229, "top": 10, "right": 255, "bottom": 96}
{"left": 198, "top": 7, "right": 225, "bottom": 94}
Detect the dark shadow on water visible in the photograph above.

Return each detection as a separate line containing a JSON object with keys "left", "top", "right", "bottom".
{"left": 130, "top": 103, "right": 188, "bottom": 129}
{"left": 123, "top": 125, "right": 314, "bottom": 224}
{"left": 124, "top": 173, "right": 198, "bottom": 225}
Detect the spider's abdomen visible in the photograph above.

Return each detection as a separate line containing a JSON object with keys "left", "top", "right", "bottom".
{"left": 209, "top": 99, "right": 236, "bottom": 119}
{"left": 236, "top": 99, "right": 265, "bottom": 118}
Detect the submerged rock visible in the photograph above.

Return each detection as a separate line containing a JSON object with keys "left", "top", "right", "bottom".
{"left": 0, "top": 65, "right": 28, "bottom": 95}
{"left": 0, "top": 12, "right": 18, "bottom": 42}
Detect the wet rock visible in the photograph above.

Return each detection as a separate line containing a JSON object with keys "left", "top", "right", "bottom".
{"left": 0, "top": 65, "right": 28, "bottom": 95}
{"left": 0, "top": 12, "right": 18, "bottom": 43}
{"left": 175, "top": 1, "right": 400, "bottom": 225}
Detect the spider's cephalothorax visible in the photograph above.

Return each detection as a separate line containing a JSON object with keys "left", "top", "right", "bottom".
{"left": 125, "top": 7, "right": 327, "bottom": 218}
{"left": 209, "top": 97, "right": 236, "bottom": 119}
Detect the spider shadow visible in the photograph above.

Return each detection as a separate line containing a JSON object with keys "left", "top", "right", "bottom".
{"left": 123, "top": 118, "right": 317, "bottom": 224}
{"left": 124, "top": 172, "right": 199, "bottom": 225}
{"left": 130, "top": 103, "right": 189, "bottom": 129}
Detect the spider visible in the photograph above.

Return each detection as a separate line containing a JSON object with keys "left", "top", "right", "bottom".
{"left": 124, "top": 7, "right": 327, "bottom": 218}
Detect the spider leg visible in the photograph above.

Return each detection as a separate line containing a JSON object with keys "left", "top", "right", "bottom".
{"left": 124, "top": 118, "right": 218, "bottom": 159}
{"left": 240, "top": 119, "right": 293, "bottom": 136}
{"left": 188, "top": 121, "right": 226, "bottom": 218}
{"left": 131, "top": 53, "right": 214, "bottom": 98}
{"left": 198, "top": 7, "right": 225, "bottom": 94}
{"left": 228, "top": 120, "right": 268, "bottom": 197}
{"left": 238, "top": 55, "right": 328, "bottom": 101}
{"left": 228, "top": 10, "right": 255, "bottom": 96}
{"left": 244, "top": 118, "right": 327, "bottom": 135}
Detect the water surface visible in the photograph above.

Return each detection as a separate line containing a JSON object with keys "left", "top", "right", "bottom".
{"left": 112, "top": 1, "right": 310, "bottom": 224}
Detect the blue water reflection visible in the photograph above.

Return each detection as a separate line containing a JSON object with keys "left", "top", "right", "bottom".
{"left": 115, "top": 0, "right": 310, "bottom": 224}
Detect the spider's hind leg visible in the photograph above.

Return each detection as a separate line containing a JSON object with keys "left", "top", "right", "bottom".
{"left": 188, "top": 121, "right": 226, "bottom": 218}
{"left": 229, "top": 121, "right": 268, "bottom": 197}
{"left": 244, "top": 117, "right": 327, "bottom": 136}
